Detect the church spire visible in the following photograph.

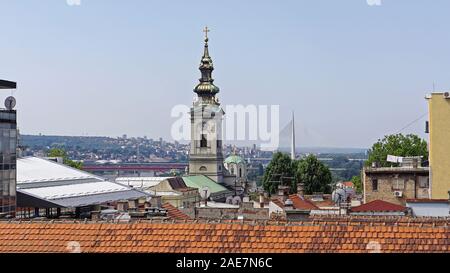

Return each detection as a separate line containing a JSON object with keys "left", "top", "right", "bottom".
{"left": 194, "top": 26, "right": 220, "bottom": 97}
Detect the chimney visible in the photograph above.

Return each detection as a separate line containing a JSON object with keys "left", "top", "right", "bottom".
{"left": 117, "top": 200, "right": 128, "bottom": 212}
{"left": 284, "top": 198, "right": 294, "bottom": 210}
{"left": 277, "top": 185, "right": 290, "bottom": 202}
{"left": 128, "top": 199, "right": 137, "bottom": 211}
{"left": 297, "top": 183, "right": 305, "bottom": 196}
{"left": 259, "top": 192, "right": 265, "bottom": 208}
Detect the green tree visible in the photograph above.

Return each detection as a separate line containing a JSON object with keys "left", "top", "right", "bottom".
{"left": 366, "top": 134, "right": 428, "bottom": 167}
{"left": 295, "top": 155, "right": 332, "bottom": 194}
{"left": 262, "top": 152, "right": 295, "bottom": 194}
{"left": 47, "top": 148, "right": 83, "bottom": 170}
{"left": 351, "top": 174, "right": 362, "bottom": 194}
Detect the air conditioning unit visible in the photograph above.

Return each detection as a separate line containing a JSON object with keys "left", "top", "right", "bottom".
{"left": 394, "top": 191, "right": 403, "bottom": 197}
{"left": 444, "top": 92, "right": 450, "bottom": 99}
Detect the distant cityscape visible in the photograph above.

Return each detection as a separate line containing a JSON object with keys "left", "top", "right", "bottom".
{"left": 20, "top": 134, "right": 366, "bottom": 184}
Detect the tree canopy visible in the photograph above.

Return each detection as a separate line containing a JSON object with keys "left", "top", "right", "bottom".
{"left": 365, "top": 134, "right": 428, "bottom": 167}
{"left": 47, "top": 148, "right": 83, "bottom": 170}
{"left": 351, "top": 174, "right": 362, "bottom": 194}
{"left": 262, "top": 152, "right": 332, "bottom": 195}
{"left": 295, "top": 155, "right": 332, "bottom": 194}
{"left": 262, "top": 152, "right": 295, "bottom": 194}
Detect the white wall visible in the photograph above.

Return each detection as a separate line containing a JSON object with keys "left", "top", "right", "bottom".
{"left": 407, "top": 202, "right": 449, "bottom": 217}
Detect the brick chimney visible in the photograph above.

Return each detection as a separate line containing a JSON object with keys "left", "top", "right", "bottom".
{"left": 297, "top": 183, "right": 305, "bottom": 196}
{"left": 259, "top": 192, "right": 265, "bottom": 208}
{"left": 277, "top": 185, "right": 290, "bottom": 202}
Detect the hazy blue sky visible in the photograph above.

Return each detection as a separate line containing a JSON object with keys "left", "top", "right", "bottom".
{"left": 1, "top": 0, "right": 449, "bottom": 148}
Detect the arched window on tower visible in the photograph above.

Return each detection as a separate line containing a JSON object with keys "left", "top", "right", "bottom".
{"left": 200, "top": 134, "right": 207, "bottom": 148}
{"left": 239, "top": 168, "right": 242, "bottom": 178}
{"left": 199, "top": 166, "right": 207, "bottom": 171}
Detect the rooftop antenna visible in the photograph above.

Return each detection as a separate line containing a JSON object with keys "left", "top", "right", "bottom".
{"left": 199, "top": 186, "right": 211, "bottom": 207}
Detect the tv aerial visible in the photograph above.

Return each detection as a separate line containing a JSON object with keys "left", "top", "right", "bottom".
{"left": 199, "top": 186, "right": 211, "bottom": 199}
{"left": 332, "top": 188, "right": 346, "bottom": 204}
{"left": 232, "top": 196, "right": 242, "bottom": 205}
{"left": 4, "top": 96, "right": 16, "bottom": 110}
{"left": 199, "top": 186, "right": 211, "bottom": 206}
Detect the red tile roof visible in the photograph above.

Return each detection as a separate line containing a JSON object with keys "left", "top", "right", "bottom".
{"left": 343, "top": 181, "right": 354, "bottom": 188}
{"left": 289, "top": 194, "right": 319, "bottom": 210}
{"left": 351, "top": 200, "right": 406, "bottom": 212}
{"left": 0, "top": 219, "right": 447, "bottom": 253}
{"left": 161, "top": 203, "right": 190, "bottom": 220}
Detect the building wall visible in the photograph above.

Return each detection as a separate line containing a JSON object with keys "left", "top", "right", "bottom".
{"left": 428, "top": 93, "right": 450, "bottom": 199}
{"left": 150, "top": 180, "right": 199, "bottom": 208}
{"left": 363, "top": 169, "right": 429, "bottom": 205}
{"left": 0, "top": 110, "right": 17, "bottom": 217}
{"left": 407, "top": 202, "right": 449, "bottom": 217}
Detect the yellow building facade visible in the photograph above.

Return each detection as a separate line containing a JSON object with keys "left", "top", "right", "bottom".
{"left": 427, "top": 92, "right": 450, "bottom": 199}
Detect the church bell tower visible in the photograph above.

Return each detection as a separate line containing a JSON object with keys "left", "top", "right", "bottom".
{"left": 188, "top": 27, "right": 224, "bottom": 183}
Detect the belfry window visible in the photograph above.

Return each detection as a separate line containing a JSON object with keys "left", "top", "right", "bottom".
{"left": 200, "top": 134, "right": 207, "bottom": 148}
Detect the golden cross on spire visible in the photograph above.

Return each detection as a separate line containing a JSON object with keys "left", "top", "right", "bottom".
{"left": 203, "top": 26, "right": 210, "bottom": 40}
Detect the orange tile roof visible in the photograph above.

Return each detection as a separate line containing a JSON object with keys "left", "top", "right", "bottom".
{"left": 161, "top": 203, "right": 190, "bottom": 220}
{"left": 289, "top": 194, "right": 319, "bottom": 210}
{"left": 343, "top": 181, "right": 354, "bottom": 188}
{"left": 0, "top": 219, "right": 447, "bottom": 253}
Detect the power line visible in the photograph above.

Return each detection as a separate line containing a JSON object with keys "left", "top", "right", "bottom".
{"left": 395, "top": 112, "right": 427, "bottom": 134}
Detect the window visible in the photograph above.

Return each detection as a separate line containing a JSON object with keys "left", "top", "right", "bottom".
{"left": 199, "top": 166, "right": 207, "bottom": 171}
{"left": 239, "top": 168, "right": 242, "bottom": 178}
{"left": 200, "top": 134, "right": 207, "bottom": 148}
{"left": 393, "top": 179, "right": 405, "bottom": 190}
{"left": 418, "top": 176, "right": 429, "bottom": 188}
{"left": 372, "top": 179, "right": 378, "bottom": 191}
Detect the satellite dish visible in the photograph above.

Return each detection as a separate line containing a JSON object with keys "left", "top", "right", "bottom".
{"left": 232, "top": 196, "right": 241, "bottom": 205}
{"left": 332, "top": 189, "right": 346, "bottom": 204}
{"left": 199, "top": 186, "right": 211, "bottom": 199}
{"left": 4, "top": 96, "right": 16, "bottom": 110}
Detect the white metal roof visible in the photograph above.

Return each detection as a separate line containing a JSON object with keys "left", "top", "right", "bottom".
{"left": 19, "top": 181, "right": 130, "bottom": 200}
{"left": 16, "top": 157, "right": 150, "bottom": 208}
{"left": 17, "top": 157, "right": 103, "bottom": 184}
{"left": 115, "top": 177, "right": 173, "bottom": 189}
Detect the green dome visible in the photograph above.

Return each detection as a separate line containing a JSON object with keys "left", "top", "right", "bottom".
{"left": 224, "top": 155, "right": 245, "bottom": 165}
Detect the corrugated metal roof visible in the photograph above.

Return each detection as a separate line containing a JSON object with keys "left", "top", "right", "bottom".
{"left": 16, "top": 157, "right": 149, "bottom": 208}
{"left": 19, "top": 182, "right": 130, "bottom": 200}
{"left": 17, "top": 157, "right": 103, "bottom": 184}
{"left": 40, "top": 190, "right": 147, "bottom": 208}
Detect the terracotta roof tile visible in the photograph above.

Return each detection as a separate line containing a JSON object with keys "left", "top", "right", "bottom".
{"left": 0, "top": 219, "right": 448, "bottom": 253}
{"left": 289, "top": 194, "right": 319, "bottom": 210}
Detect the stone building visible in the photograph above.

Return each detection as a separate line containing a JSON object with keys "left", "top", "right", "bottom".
{"left": 363, "top": 159, "right": 429, "bottom": 205}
